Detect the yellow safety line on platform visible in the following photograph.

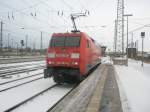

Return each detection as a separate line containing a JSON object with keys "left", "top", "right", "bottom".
{"left": 86, "top": 65, "right": 108, "bottom": 112}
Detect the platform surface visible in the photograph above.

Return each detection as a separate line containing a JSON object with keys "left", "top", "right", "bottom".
{"left": 49, "top": 63, "right": 123, "bottom": 112}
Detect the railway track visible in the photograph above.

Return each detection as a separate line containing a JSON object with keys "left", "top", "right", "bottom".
{"left": 0, "top": 74, "right": 43, "bottom": 92}
{"left": 46, "top": 85, "right": 77, "bottom": 112}
{"left": 0, "top": 66, "right": 45, "bottom": 77}
{"left": 0, "top": 64, "right": 100, "bottom": 112}
{"left": 0, "top": 62, "right": 44, "bottom": 70}
{"left": 4, "top": 84, "right": 58, "bottom": 112}
{"left": 0, "top": 57, "right": 44, "bottom": 64}
{"left": 4, "top": 84, "right": 77, "bottom": 112}
{"left": 0, "top": 72, "right": 43, "bottom": 85}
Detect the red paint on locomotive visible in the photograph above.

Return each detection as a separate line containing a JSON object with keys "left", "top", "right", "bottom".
{"left": 44, "top": 32, "right": 101, "bottom": 83}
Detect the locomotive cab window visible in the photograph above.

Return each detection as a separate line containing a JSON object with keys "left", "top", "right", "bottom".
{"left": 50, "top": 37, "right": 65, "bottom": 47}
{"left": 65, "top": 37, "right": 80, "bottom": 47}
{"left": 50, "top": 36, "right": 80, "bottom": 47}
{"left": 86, "top": 40, "right": 90, "bottom": 48}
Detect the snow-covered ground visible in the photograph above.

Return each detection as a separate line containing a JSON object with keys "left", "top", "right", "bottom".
{"left": 0, "top": 73, "right": 43, "bottom": 91}
{"left": 0, "top": 61, "right": 45, "bottom": 86}
{"left": 115, "top": 59, "right": 150, "bottom": 112}
{"left": 0, "top": 78, "right": 54, "bottom": 111}
{"left": 0, "top": 77, "right": 73, "bottom": 112}
{"left": 0, "top": 56, "right": 45, "bottom": 59}
{"left": 0, "top": 69, "right": 43, "bottom": 84}
{"left": 0, "top": 60, "right": 73, "bottom": 112}
{"left": 0, "top": 61, "right": 45, "bottom": 68}
{"left": 1, "top": 57, "right": 149, "bottom": 112}
{"left": 12, "top": 85, "right": 73, "bottom": 112}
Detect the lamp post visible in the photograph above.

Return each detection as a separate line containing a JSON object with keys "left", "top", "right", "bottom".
{"left": 123, "top": 14, "right": 133, "bottom": 66}
{"left": 0, "top": 21, "right": 3, "bottom": 53}
{"left": 25, "top": 35, "right": 28, "bottom": 55}
{"left": 131, "top": 32, "right": 134, "bottom": 58}
{"left": 8, "top": 33, "right": 10, "bottom": 50}
{"left": 141, "top": 32, "right": 145, "bottom": 67}
{"left": 15, "top": 42, "right": 19, "bottom": 56}
{"left": 11, "top": 38, "right": 14, "bottom": 50}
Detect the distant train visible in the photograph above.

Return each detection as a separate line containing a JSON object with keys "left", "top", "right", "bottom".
{"left": 44, "top": 31, "right": 102, "bottom": 83}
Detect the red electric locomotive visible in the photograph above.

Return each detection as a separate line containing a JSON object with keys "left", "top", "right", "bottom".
{"left": 44, "top": 31, "right": 102, "bottom": 83}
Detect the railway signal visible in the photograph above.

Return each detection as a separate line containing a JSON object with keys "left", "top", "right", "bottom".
{"left": 21, "top": 40, "right": 24, "bottom": 46}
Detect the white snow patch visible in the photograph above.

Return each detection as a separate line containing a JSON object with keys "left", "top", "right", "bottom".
{"left": 12, "top": 85, "right": 73, "bottom": 112}
{"left": 115, "top": 59, "right": 150, "bottom": 112}
{"left": 0, "top": 78, "right": 55, "bottom": 111}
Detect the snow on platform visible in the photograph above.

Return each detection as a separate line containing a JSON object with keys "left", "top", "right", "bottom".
{"left": 115, "top": 59, "right": 150, "bottom": 112}
{"left": 48, "top": 63, "right": 123, "bottom": 112}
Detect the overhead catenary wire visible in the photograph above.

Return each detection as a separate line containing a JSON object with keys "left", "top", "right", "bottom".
{"left": 37, "top": 0, "right": 71, "bottom": 26}
{"left": 0, "top": 0, "right": 104, "bottom": 50}
{"left": 60, "top": 0, "right": 74, "bottom": 11}
{"left": 0, "top": 1, "right": 42, "bottom": 13}
{"left": 0, "top": 18, "right": 50, "bottom": 35}
{"left": 0, "top": 0, "right": 91, "bottom": 32}
{"left": 77, "top": 0, "right": 87, "bottom": 11}
{"left": 0, "top": 0, "right": 75, "bottom": 26}
{"left": 128, "top": 24, "right": 150, "bottom": 34}
{"left": 0, "top": 1, "right": 57, "bottom": 30}
{"left": 0, "top": 3, "right": 68, "bottom": 49}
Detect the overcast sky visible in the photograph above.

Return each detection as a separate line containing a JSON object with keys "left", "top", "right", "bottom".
{"left": 0, "top": 0, "right": 150, "bottom": 51}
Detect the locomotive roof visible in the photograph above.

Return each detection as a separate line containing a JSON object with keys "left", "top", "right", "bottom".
{"left": 52, "top": 32, "right": 85, "bottom": 37}
{"left": 52, "top": 32, "right": 101, "bottom": 47}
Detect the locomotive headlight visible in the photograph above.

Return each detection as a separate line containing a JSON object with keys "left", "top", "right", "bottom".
{"left": 48, "top": 53, "right": 55, "bottom": 58}
{"left": 71, "top": 53, "right": 80, "bottom": 58}
{"left": 74, "top": 62, "right": 78, "bottom": 65}
{"left": 49, "top": 61, "right": 52, "bottom": 64}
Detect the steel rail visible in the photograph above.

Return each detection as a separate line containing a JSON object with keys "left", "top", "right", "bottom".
{"left": 0, "top": 76, "right": 43, "bottom": 92}
{"left": 4, "top": 84, "right": 58, "bottom": 112}
{"left": 0, "top": 72, "right": 43, "bottom": 85}
{"left": 0, "top": 63, "right": 44, "bottom": 70}
{"left": 0, "top": 66, "right": 45, "bottom": 77}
